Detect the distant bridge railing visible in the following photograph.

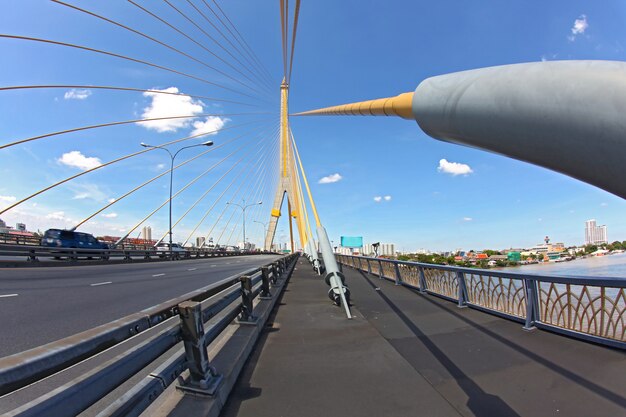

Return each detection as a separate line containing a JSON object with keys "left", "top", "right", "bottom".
{"left": 0, "top": 253, "right": 299, "bottom": 416}
{"left": 336, "top": 254, "right": 626, "bottom": 349}
{"left": 0, "top": 243, "right": 276, "bottom": 263}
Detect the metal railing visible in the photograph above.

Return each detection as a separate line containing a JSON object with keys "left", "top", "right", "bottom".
{"left": 0, "top": 253, "right": 299, "bottom": 416}
{"left": 336, "top": 254, "right": 626, "bottom": 349}
{"left": 0, "top": 233, "right": 41, "bottom": 246}
{"left": 0, "top": 243, "right": 276, "bottom": 263}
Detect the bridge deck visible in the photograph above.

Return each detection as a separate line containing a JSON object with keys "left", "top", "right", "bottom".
{"left": 173, "top": 258, "right": 626, "bottom": 417}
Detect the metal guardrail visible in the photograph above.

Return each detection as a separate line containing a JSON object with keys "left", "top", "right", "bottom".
{"left": 0, "top": 243, "right": 275, "bottom": 263}
{"left": 336, "top": 254, "right": 626, "bottom": 349}
{"left": 0, "top": 253, "right": 299, "bottom": 416}
{"left": 0, "top": 233, "right": 41, "bottom": 246}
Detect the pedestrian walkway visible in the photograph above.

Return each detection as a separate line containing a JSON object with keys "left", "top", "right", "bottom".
{"left": 220, "top": 258, "right": 626, "bottom": 417}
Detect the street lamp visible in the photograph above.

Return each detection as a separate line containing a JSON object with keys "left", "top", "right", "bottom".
{"left": 227, "top": 199, "right": 262, "bottom": 251}
{"left": 140, "top": 140, "right": 213, "bottom": 260}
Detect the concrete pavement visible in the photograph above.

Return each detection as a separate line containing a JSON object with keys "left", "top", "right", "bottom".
{"left": 219, "top": 259, "right": 626, "bottom": 417}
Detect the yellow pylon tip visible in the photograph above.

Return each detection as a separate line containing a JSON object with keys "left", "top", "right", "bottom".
{"left": 293, "top": 92, "right": 414, "bottom": 120}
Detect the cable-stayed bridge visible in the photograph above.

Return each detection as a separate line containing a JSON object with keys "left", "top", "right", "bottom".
{"left": 0, "top": 1, "right": 625, "bottom": 416}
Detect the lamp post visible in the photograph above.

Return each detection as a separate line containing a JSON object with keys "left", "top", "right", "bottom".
{"left": 140, "top": 140, "right": 213, "bottom": 260}
{"left": 254, "top": 220, "right": 268, "bottom": 251}
{"left": 227, "top": 199, "right": 262, "bottom": 251}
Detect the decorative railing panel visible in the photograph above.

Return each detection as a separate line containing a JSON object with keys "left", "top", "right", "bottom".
{"left": 381, "top": 261, "right": 396, "bottom": 280}
{"left": 465, "top": 273, "right": 526, "bottom": 318}
{"left": 398, "top": 264, "right": 421, "bottom": 288}
{"left": 334, "top": 254, "right": 626, "bottom": 348}
{"left": 538, "top": 282, "right": 626, "bottom": 341}
{"left": 422, "top": 267, "right": 458, "bottom": 299}
{"left": 370, "top": 259, "right": 381, "bottom": 276}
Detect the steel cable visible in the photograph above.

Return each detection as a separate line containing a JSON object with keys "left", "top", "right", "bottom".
{"left": 0, "top": 34, "right": 259, "bottom": 100}
{"left": 0, "top": 119, "right": 271, "bottom": 215}
{"left": 69, "top": 120, "right": 276, "bottom": 229}
{"left": 0, "top": 112, "right": 270, "bottom": 149}
{"left": 51, "top": 0, "right": 267, "bottom": 98}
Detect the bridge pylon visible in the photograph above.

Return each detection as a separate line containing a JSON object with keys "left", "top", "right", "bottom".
{"left": 264, "top": 78, "right": 306, "bottom": 252}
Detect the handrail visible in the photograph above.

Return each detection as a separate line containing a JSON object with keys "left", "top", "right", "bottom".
{"left": 336, "top": 254, "right": 626, "bottom": 350}
{"left": 0, "top": 254, "right": 299, "bottom": 414}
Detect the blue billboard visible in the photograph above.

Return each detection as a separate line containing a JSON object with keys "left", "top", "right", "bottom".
{"left": 341, "top": 236, "right": 363, "bottom": 248}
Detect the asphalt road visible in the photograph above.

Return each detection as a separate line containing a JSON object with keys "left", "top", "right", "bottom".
{"left": 0, "top": 255, "right": 282, "bottom": 357}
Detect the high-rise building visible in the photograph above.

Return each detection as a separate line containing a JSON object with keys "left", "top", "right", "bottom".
{"left": 585, "top": 219, "right": 608, "bottom": 245}
{"left": 362, "top": 243, "right": 396, "bottom": 257}
{"left": 196, "top": 236, "right": 206, "bottom": 247}
{"left": 142, "top": 226, "right": 152, "bottom": 242}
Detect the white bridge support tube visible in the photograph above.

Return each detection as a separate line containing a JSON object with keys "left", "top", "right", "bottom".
{"left": 411, "top": 61, "right": 626, "bottom": 199}
{"left": 317, "top": 226, "right": 351, "bottom": 318}
{"left": 306, "top": 239, "right": 321, "bottom": 274}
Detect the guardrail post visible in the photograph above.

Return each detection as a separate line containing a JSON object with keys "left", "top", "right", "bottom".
{"left": 394, "top": 263, "right": 402, "bottom": 286}
{"left": 523, "top": 278, "right": 540, "bottom": 331}
{"left": 418, "top": 266, "right": 427, "bottom": 293}
{"left": 238, "top": 275, "right": 257, "bottom": 324}
{"left": 27, "top": 249, "right": 38, "bottom": 262}
{"left": 271, "top": 262, "right": 279, "bottom": 284}
{"left": 260, "top": 267, "right": 272, "bottom": 299}
{"left": 366, "top": 259, "right": 372, "bottom": 275}
{"left": 456, "top": 271, "right": 468, "bottom": 308}
{"left": 177, "top": 301, "right": 223, "bottom": 395}
{"left": 378, "top": 259, "right": 384, "bottom": 279}
{"left": 124, "top": 251, "right": 132, "bottom": 261}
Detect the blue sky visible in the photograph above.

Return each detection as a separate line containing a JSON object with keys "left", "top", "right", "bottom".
{"left": 1, "top": 0, "right": 625, "bottom": 251}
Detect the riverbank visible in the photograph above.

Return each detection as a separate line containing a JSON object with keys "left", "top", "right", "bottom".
{"left": 510, "top": 252, "right": 626, "bottom": 277}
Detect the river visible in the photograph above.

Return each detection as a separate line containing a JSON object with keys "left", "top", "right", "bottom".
{"left": 514, "top": 252, "right": 626, "bottom": 278}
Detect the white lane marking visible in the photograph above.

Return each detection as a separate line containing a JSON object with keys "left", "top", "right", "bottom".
{"left": 90, "top": 281, "right": 112, "bottom": 287}
{"left": 210, "top": 265, "right": 216, "bottom": 268}
{"left": 152, "top": 273, "right": 165, "bottom": 277}
{"left": 187, "top": 268, "right": 198, "bottom": 271}
{"left": 0, "top": 293, "right": 18, "bottom": 298}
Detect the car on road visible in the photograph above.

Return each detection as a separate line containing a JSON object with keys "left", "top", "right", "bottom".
{"left": 41, "top": 229, "right": 109, "bottom": 259}
{"left": 154, "top": 242, "right": 187, "bottom": 259}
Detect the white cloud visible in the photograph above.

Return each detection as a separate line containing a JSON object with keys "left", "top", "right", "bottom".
{"left": 70, "top": 183, "right": 108, "bottom": 202}
{"left": 137, "top": 87, "right": 204, "bottom": 133}
{"left": 463, "top": 217, "right": 473, "bottom": 222}
{"left": 108, "top": 198, "right": 116, "bottom": 203}
{"left": 0, "top": 195, "right": 16, "bottom": 203}
{"left": 101, "top": 213, "right": 118, "bottom": 218}
{"left": 64, "top": 89, "right": 92, "bottom": 100}
{"left": 571, "top": 15, "right": 588, "bottom": 35}
{"left": 318, "top": 173, "right": 342, "bottom": 184}
{"left": 600, "top": 202, "right": 608, "bottom": 207}
{"left": 373, "top": 196, "right": 382, "bottom": 203}
{"left": 46, "top": 211, "right": 66, "bottom": 220}
{"left": 58, "top": 151, "right": 102, "bottom": 171}
{"left": 383, "top": 195, "right": 391, "bottom": 201}
{"left": 569, "top": 15, "right": 588, "bottom": 41}
{"left": 437, "top": 159, "right": 473, "bottom": 176}
{"left": 191, "top": 116, "right": 228, "bottom": 136}
{"left": 156, "top": 163, "right": 166, "bottom": 170}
